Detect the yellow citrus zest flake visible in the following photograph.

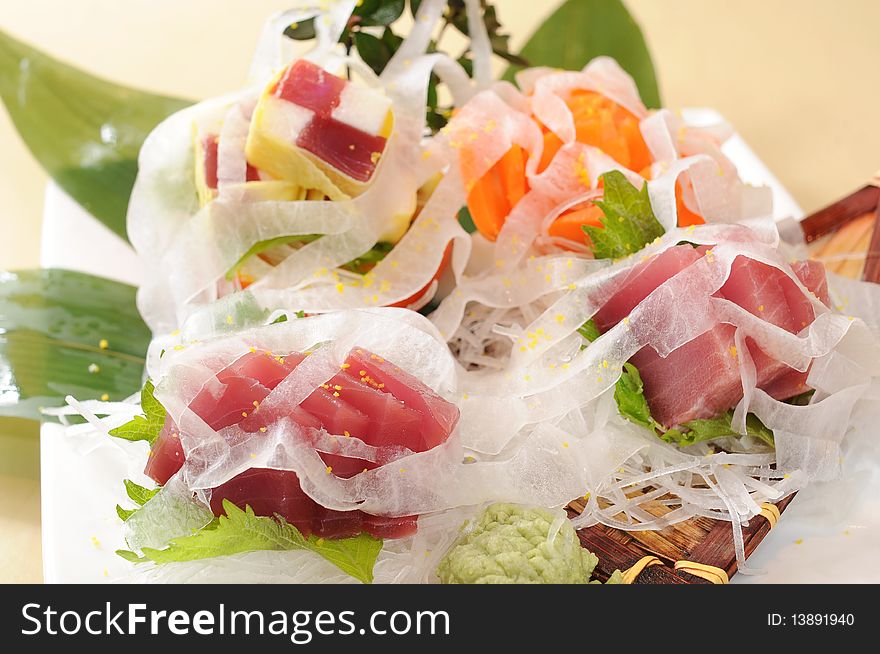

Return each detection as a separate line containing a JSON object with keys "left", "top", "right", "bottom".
{"left": 325, "top": 466, "right": 333, "bottom": 474}
{"left": 259, "top": 427, "right": 267, "bottom": 433}
{"left": 344, "top": 430, "right": 350, "bottom": 437}
{"left": 98, "top": 339, "right": 109, "bottom": 350}
{"left": 335, "top": 282, "right": 345, "bottom": 293}
{"left": 341, "top": 362, "right": 350, "bottom": 369}
{"left": 729, "top": 345, "right": 737, "bottom": 358}
{"left": 225, "top": 315, "right": 233, "bottom": 325}
{"left": 795, "top": 538, "right": 803, "bottom": 545}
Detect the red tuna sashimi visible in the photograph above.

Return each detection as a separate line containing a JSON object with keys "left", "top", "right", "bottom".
{"left": 201, "top": 135, "right": 261, "bottom": 190}
{"left": 718, "top": 256, "right": 830, "bottom": 406}
{"left": 593, "top": 247, "right": 829, "bottom": 427}
{"left": 345, "top": 349, "right": 460, "bottom": 451}
{"left": 144, "top": 428, "right": 185, "bottom": 488}
{"left": 791, "top": 260, "right": 830, "bottom": 306}
{"left": 592, "top": 245, "right": 702, "bottom": 332}
{"left": 145, "top": 348, "right": 459, "bottom": 538}
{"left": 630, "top": 324, "right": 742, "bottom": 427}
{"left": 274, "top": 59, "right": 346, "bottom": 116}
{"left": 209, "top": 469, "right": 418, "bottom": 539}
{"left": 296, "top": 115, "right": 387, "bottom": 183}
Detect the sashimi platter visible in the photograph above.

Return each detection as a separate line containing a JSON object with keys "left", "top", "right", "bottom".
{"left": 42, "top": 0, "right": 880, "bottom": 584}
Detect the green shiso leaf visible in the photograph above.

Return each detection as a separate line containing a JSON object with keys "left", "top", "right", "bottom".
{"left": 662, "top": 411, "right": 775, "bottom": 448}
{"left": 116, "top": 479, "right": 161, "bottom": 522}
{"left": 583, "top": 171, "right": 665, "bottom": 260}
{"left": 108, "top": 380, "right": 166, "bottom": 446}
{"left": 133, "top": 500, "right": 383, "bottom": 584}
{"left": 613, "top": 362, "right": 657, "bottom": 432}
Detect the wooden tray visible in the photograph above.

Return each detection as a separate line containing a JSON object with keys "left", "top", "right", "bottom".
{"left": 570, "top": 179, "right": 880, "bottom": 583}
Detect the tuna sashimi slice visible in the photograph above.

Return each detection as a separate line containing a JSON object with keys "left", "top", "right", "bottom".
{"left": 791, "top": 259, "right": 831, "bottom": 307}
{"left": 631, "top": 324, "right": 742, "bottom": 428}
{"left": 324, "top": 372, "right": 423, "bottom": 448}
{"left": 592, "top": 245, "right": 701, "bottom": 332}
{"left": 144, "top": 420, "right": 185, "bottom": 486}
{"left": 274, "top": 59, "right": 346, "bottom": 116}
{"left": 296, "top": 115, "right": 387, "bottom": 183}
{"left": 209, "top": 468, "right": 419, "bottom": 539}
{"left": 344, "top": 349, "right": 460, "bottom": 451}
{"left": 201, "top": 135, "right": 261, "bottom": 191}
{"left": 594, "top": 247, "right": 829, "bottom": 428}
{"left": 145, "top": 348, "right": 458, "bottom": 538}
{"left": 718, "top": 256, "right": 816, "bottom": 334}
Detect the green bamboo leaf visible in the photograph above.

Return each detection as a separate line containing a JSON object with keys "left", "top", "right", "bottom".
{"left": 0, "top": 30, "right": 191, "bottom": 241}
{"left": 0, "top": 269, "right": 151, "bottom": 420}
{"left": 503, "top": 0, "right": 661, "bottom": 109}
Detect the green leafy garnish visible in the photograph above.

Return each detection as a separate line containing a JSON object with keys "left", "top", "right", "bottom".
{"left": 663, "top": 411, "right": 775, "bottom": 448}
{"left": 270, "top": 310, "right": 306, "bottom": 325}
{"left": 226, "top": 235, "right": 321, "bottom": 280}
{"left": 784, "top": 389, "right": 815, "bottom": 406}
{"left": 119, "top": 500, "right": 383, "bottom": 584}
{"left": 577, "top": 318, "right": 601, "bottom": 345}
{"left": 457, "top": 206, "right": 477, "bottom": 234}
{"left": 583, "top": 171, "right": 665, "bottom": 260}
{"left": 229, "top": 237, "right": 394, "bottom": 279}
{"left": 340, "top": 242, "right": 395, "bottom": 273}
{"left": 585, "top": 345, "right": 776, "bottom": 448}
{"left": 115, "top": 479, "right": 161, "bottom": 522}
{"left": 613, "top": 363, "right": 658, "bottom": 431}
{"left": 108, "top": 380, "right": 166, "bottom": 446}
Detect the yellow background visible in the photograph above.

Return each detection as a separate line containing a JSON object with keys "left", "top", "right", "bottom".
{"left": 1, "top": 0, "right": 878, "bottom": 582}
